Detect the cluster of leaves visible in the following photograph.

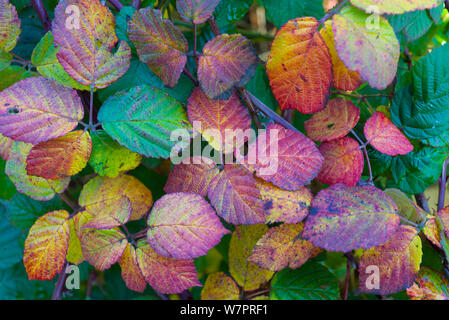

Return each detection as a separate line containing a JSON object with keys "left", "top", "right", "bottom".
{"left": 1, "top": 0, "right": 449, "bottom": 300}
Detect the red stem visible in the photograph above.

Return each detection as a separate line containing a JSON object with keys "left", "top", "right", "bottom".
{"left": 31, "top": 0, "right": 51, "bottom": 32}
{"left": 108, "top": 0, "right": 124, "bottom": 11}
{"left": 52, "top": 262, "right": 69, "bottom": 300}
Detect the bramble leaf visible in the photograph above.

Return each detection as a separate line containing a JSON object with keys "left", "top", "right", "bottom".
{"left": 406, "top": 267, "right": 449, "bottom": 300}
{"left": 243, "top": 123, "right": 324, "bottom": 191}
{"left": 255, "top": 178, "right": 313, "bottom": 224}
{"left": 317, "top": 137, "right": 364, "bottom": 187}
{"left": 118, "top": 243, "right": 147, "bottom": 293}
{"left": 164, "top": 157, "right": 219, "bottom": 197}
{"left": 177, "top": 0, "right": 220, "bottom": 24}
{"left": 229, "top": 225, "right": 274, "bottom": 291}
{"left": 320, "top": 21, "right": 362, "bottom": 91}
{"left": 98, "top": 85, "right": 192, "bottom": 159}
{"left": 207, "top": 165, "right": 266, "bottom": 225}
{"left": 128, "top": 8, "right": 187, "bottom": 88}
{"left": 304, "top": 98, "right": 360, "bottom": 142}
{"left": 201, "top": 272, "right": 240, "bottom": 300}
{"left": 359, "top": 225, "right": 422, "bottom": 295}
{"left": 26, "top": 130, "right": 92, "bottom": 180}
{"left": 0, "top": 0, "right": 20, "bottom": 53}
{"left": 303, "top": 184, "right": 400, "bottom": 252}
{"left": 198, "top": 34, "right": 258, "bottom": 99}
{"left": 260, "top": 0, "right": 324, "bottom": 28}
{"left": 266, "top": 17, "right": 332, "bottom": 114}
{"left": 187, "top": 88, "right": 252, "bottom": 152}
{"left": 0, "top": 204, "right": 21, "bottom": 269}
{"left": 5, "top": 141, "right": 70, "bottom": 201}
{"left": 136, "top": 239, "right": 201, "bottom": 294}
{"left": 350, "top": 0, "right": 440, "bottom": 14}
{"left": 0, "top": 132, "right": 12, "bottom": 160}
{"left": 249, "top": 223, "right": 321, "bottom": 272}
{"left": 79, "top": 174, "right": 153, "bottom": 221}
{"left": 0, "top": 77, "right": 83, "bottom": 144}
{"left": 23, "top": 210, "right": 70, "bottom": 280}
{"left": 52, "top": 0, "right": 131, "bottom": 89}
{"left": 89, "top": 130, "right": 142, "bottom": 178}
{"left": 364, "top": 111, "right": 413, "bottom": 156}
{"left": 332, "top": 6, "right": 399, "bottom": 89}
{"left": 83, "top": 196, "right": 132, "bottom": 230}
{"left": 147, "top": 192, "right": 230, "bottom": 259}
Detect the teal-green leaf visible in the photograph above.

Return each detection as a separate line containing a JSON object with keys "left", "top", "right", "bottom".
{"left": 0, "top": 204, "right": 22, "bottom": 270}
{"left": 0, "top": 158, "right": 17, "bottom": 200}
{"left": 214, "top": 0, "right": 253, "bottom": 29}
{"left": 270, "top": 262, "right": 339, "bottom": 300}
{"left": 260, "top": 0, "right": 324, "bottom": 28}
{"left": 98, "top": 85, "right": 192, "bottom": 159}
{"left": 6, "top": 193, "right": 61, "bottom": 230}
{"left": 115, "top": 6, "right": 137, "bottom": 50}
{"left": 391, "top": 146, "right": 449, "bottom": 195}
{"left": 391, "top": 45, "right": 449, "bottom": 143}
{"left": 0, "top": 51, "right": 12, "bottom": 72}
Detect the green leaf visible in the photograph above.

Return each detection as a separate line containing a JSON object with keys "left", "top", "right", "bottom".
{"left": 260, "top": 0, "right": 324, "bottom": 28}
{"left": 97, "top": 59, "right": 194, "bottom": 103}
{"left": 0, "top": 51, "right": 12, "bottom": 72}
{"left": 391, "top": 45, "right": 449, "bottom": 144}
{"left": 391, "top": 147, "right": 449, "bottom": 195}
{"left": 98, "top": 85, "right": 192, "bottom": 159}
{"left": 214, "top": 0, "right": 253, "bottom": 29}
{"left": 0, "top": 65, "right": 34, "bottom": 91}
{"left": 6, "top": 193, "right": 61, "bottom": 230}
{"left": 89, "top": 130, "right": 142, "bottom": 178}
{"left": 270, "top": 261, "right": 339, "bottom": 300}
{"left": 246, "top": 64, "right": 278, "bottom": 112}
{"left": 31, "top": 32, "right": 90, "bottom": 91}
{"left": 115, "top": 6, "right": 136, "bottom": 49}
{"left": 0, "top": 158, "right": 17, "bottom": 200}
{"left": 0, "top": 203, "right": 22, "bottom": 270}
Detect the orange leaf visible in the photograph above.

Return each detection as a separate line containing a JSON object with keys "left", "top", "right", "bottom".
{"left": 317, "top": 136, "right": 364, "bottom": 187}
{"left": 320, "top": 21, "right": 362, "bottom": 91}
{"left": 201, "top": 272, "right": 240, "bottom": 300}
{"left": 187, "top": 88, "right": 252, "bottom": 152}
{"left": 26, "top": 130, "right": 92, "bottom": 180}
{"left": 266, "top": 17, "right": 332, "bottom": 114}
{"left": 364, "top": 111, "right": 413, "bottom": 156}
{"left": 304, "top": 98, "right": 360, "bottom": 142}
{"left": 23, "top": 210, "right": 70, "bottom": 280}
{"left": 119, "top": 243, "right": 147, "bottom": 293}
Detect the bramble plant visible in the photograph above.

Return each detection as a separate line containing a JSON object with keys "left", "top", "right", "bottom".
{"left": 1, "top": 0, "right": 449, "bottom": 301}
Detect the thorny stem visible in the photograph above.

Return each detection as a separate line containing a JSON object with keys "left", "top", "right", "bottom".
{"left": 239, "top": 88, "right": 263, "bottom": 130}
{"left": 415, "top": 193, "right": 430, "bottom": 214}
{"left": 107, "top": 0, "right": 123, "bottom": 11}
{"left": 122, "top": 225, "right": 137, "bottom": 247}
{"left": 31, "top": 0, "right": 51, "bottom": 32}
{"left": 52, "top": 262, "right": 69, "bottom": 300}
{"left": 132, "top": 0, "right": 141, "bottom": 9}
{"left": 350, "top": 129, "right": 373, "bottom": 183}
{"left": 182, "top": 68, "right": 199, "bottom": 86}
{"left": 343, "top": 256, "right": 351, "bottom": 300}
{"left": 209, "top": 16, "right": 221, "bottom": 36}
{"left": 282, "top": 110, "right": 294, "bottom": 124}
{"left": 398, "top": 216, "right": 420, "bottom": 229}
{"left": 318, "top": 0, "right": 350, "bottom": 25}
{"left": 58, "top": 192, "right": 77, "bottom": 211}
{"left": 438, "top": 157, "right": 449, "bottom": 212}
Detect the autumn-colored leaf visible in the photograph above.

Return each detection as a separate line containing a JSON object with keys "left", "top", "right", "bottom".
{"left": 303, "top": 184, "right": 400, "bottom": 252}
{"left": 229, "top": 225, "right": 274, "bottom": 291}
{"left": 128, "top": 8, "right": 187, "bottom": 88}
{"left": 304, "top": 98, "right": 360, "bottom": 142}
{"left": 177, "top": 0, "right": 220, "bottom": 24}
{"left": 207, "top": 165, "right": 266, "bottom": 225}
{"left": 26, "top": 130, "right": 92, "bottom": 180}
{"left": 320, "top": 21, "right": 362, "bottom": 91}
{"left": 406, "top": 267, "right": 449, "bottom": 300}
{"left": 83, "top": 196, "right": 132, "bottom": 230}
{"left": 66, "top": 218, "right": 84, "bottom": 265}
{"left": 359, "top": 225, "right": 422, "bottom": 295}
{"left": 0, "top": 77, "right": 83, "bottom": 144}
{"left": 0, "top": 132, "right": 12, "bottom": 160}
{"left": 423, "top": 217, "right": 442, "bottom": 249}
{"left": 255, "top": 178, "right": 312, "bottom": 224}
{"left": 266, "top": 17, "right": 332, "bottom": 114}
{"left": 385, "top": 188, "right": 427, "bottom": 225}
{"left": 198, "top": 34, "right": 258, "bottom": 99}
{"left": 80, "top": 226, "right": 128, "bottom": 271}
{"left": 164, "top": 156, "right": 219, "bottom": 197}
{"left": 147, "top": 193, "right": 229, "bottom": 259}
{"left": 79, "top": 174, "right": 153, "bottom": 221}
{"left": 248, "top": 223, "right": 321, "bottom": 272}
{"left": 201, "top": 272, "right": 240, "bottom": 300}
{"left": 52, "top": 0, "right": 131, "bottom": 88}
{"left": 332, "top": 6, "right": 399, "bottom": 90}
{"left": 438, "top": 206, "right": 449, "bottom": 238}
{"left": 23, "top": 210, "right": 70, "bottom": 280}
{"left": 350, "top": 0, "right": 441, "bottom": 14}
{"left": 316, "top": 137, "right": 364, "bottom": 187}
{"left": 364, "top": 111, "right": 413, "bottom": 156}
{"left": 0, "top": 0, "right": 20, "bottom": 53}
{"left": 89, "top": 130, "right": 142, "bottom": 178}
{"left": 119, "top": 243, "right": 147, "bottom": 293}
{"left": 5, "top": 141, "right": 70, "bottom": 201}
{"left": 187, "top": 88, "right": 252, "bottom": 152}
{"left": 243, "top": 123, "right": 324, "bottom": 191}
{"left": 136, "top": 239, "right": 201, "bottom": 294}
